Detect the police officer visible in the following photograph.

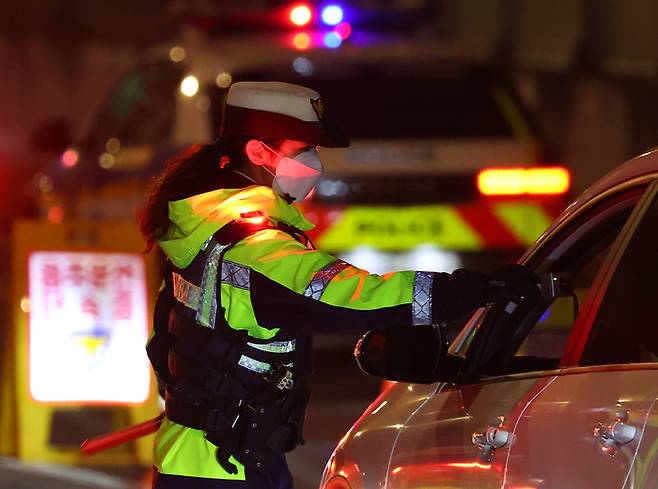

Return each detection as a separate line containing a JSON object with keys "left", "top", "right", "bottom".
{"left": 140, "top": 82, "right": 539, "bottom": 489}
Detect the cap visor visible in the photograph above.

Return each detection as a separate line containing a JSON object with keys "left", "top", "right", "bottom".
{"left": 314, "top": 120, "right": 350, "bottom": 148}
{"left": 222, "top": 105, "right": 349, "bottom": 147}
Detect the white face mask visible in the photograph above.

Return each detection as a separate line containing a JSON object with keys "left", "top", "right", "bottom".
{"left": 262, "top": 143, "right": 323, "bottom": 202}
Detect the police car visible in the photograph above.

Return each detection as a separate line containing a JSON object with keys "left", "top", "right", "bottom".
{"left": 322, "top": 147, "right": 658, "bottom": 489}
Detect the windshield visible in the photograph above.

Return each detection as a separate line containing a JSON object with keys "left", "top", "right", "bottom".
{"left": 209, "top": 62, "right": 528, "bottom": 139}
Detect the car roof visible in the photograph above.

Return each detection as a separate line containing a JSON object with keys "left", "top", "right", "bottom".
{"left": 541, "top": 147, "right": 658, "bottom": 240}
{"left": 147, "top": 35, "right": 488, "bottom": 84}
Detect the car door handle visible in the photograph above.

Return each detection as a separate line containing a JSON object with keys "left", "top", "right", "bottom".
{"left": 472, "top": 426, "right": 511, "bottom": 462}
{"left": 593, "top": 410, "right": 637, "bottom": 457}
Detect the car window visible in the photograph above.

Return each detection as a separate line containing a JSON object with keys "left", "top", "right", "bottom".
{"left": 580, "top": 184, "right": 658, "bottom": 366}
{"left": 495, "top": 213, "right": 629, "bottom": 375}
{"left": 513, "top": 237, "right": 614, "bottom": 362}
{"left": 459, "top": 193, "right": 642, "bottom": 380}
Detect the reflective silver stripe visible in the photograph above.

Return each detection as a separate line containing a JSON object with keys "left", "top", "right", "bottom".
{"left": 221, "top": 260, "right": 250, "bottom": 290}
{"left": 200, "top": 236, "right": 213, "bottom": 251}
{"left": 196, "top": 241, "right": 226, "bottom": 328}
{"left": 238, "top": 355, "right": 272, "bottom": 374}
{"left": 194, "top": 238, "right": 251, "bottom": 328}
{"left": 247, "top": 340, "right": 296, "bottom": 353}
{"left": 172, "top": 272, "right": 202, "bottom": 310}
{"left": 304, "top": 259, "right": 351, "bottom": 300}
{"left": 412, "top": 271, "right": 434, "bottom": 326}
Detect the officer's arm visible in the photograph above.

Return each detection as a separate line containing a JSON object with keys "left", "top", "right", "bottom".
{"left": 242, "top": 234, "right": 488, "bottom": 333}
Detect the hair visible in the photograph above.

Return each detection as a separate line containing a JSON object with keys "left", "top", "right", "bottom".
{"left": 139, "top": 134, "right": 283, "bottom": 251}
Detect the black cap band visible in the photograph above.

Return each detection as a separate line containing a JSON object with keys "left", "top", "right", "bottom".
{"left": 221, "top": 104, "right": 349, "bottom": 148}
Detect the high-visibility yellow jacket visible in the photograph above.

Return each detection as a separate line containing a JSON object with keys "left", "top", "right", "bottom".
{"left": 152, "top": 183, "right": 485, "bottom": 479}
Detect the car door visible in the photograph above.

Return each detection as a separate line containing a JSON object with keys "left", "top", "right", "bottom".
{"left": 388, "top": 378, "right": 556, "bottom": 489}
{"left": 506, "top": 180, "right": 658, "bottom": 489}
{"left": 386, "top": 181, "right": 650, "bottom": 489}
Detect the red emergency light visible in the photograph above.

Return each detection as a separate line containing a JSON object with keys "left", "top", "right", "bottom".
{"left": 289, "top": 4, "right": 313, "bottom": 26}
{"left": 477, "top": 167, "right": 571, "bottom": 196}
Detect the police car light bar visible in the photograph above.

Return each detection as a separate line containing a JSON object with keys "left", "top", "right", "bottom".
{"left": 477, "top": 167, "right": 571, "bottom": 196}
{"left": 289, "top": 4, "right": 313, "bottom": 26}
{"left": 321, "top": 5, "right": 344, "bottom": 25}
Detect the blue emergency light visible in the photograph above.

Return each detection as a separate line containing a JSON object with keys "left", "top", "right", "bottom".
{"left": 323, "top": 31, "right": 342, "bottom": 48}
{"left": 321, "top": 5, "right": 344, "bottom": 25}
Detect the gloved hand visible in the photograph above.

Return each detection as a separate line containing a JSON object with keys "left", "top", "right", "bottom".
{"left": 431, "top": 269, "right": 488, "bottom": 322}
{"left": 484, "top": 264, "right": 540, "bottom": 308}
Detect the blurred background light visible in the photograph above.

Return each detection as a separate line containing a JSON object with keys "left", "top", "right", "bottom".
{"left": 195, "top": 95, "right": 211, "bottom": 111}
{"left": 323, "top": 31, "right": 342, "bottom": 48}
{"left": 321, "top": 5, "right": 344, "bottom": 26}
{"left": 47, "top": 206, "right": 64, "bottom": 224}
{"left": 99, "top": 152, "right": 115, "bottom": 169}
{"left": 34, "top": 173, "right": 54, "bottom": 193}
{"left": 339, "top": 245, "right": 461, "bottom": 275}
{"left": 406, "top": 245, "right": 461, "bottom": 272}
{"left": 335, "top": 22, "right": 352, "bottom": 39}
{"left": 215, "top": 72, "right": 232, "bottom": 88}
{"left": 339, "top": 246, "right": 385, "bottom": 274}
{"left": 60, "top": 148, "right": 79, "bottom": 168}
{"left": 289, "top": 5, "right": 312, "bottom": 26}
{"left": 168, "top": 46, "right": 186, "bottom": 63}
{"left": 180, "top": 75, "right": 199, "bottom": 97}
{"left": 20, "top": 296, "right": 30, "bottom": 313}
{"left": 292, "top": 57, "right": 314, "bottom": 76}
{"left": 292, "top": 32, "right": 311, "bottom": 50}
{"left": 316, "top": 178, "right": 348, "bottom": 197}
{"left": 105, "top": 137, "right": 120, "bottom": 154}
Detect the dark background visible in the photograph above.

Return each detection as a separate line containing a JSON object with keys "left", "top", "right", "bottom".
{"left": 1, "top": 1, "right": 658, "bottom": 488}
{"left": 3, "top": 0, "right": 658, "bottom": 197}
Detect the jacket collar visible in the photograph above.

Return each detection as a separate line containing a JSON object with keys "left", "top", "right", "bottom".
{"left": 158, "top": 185, "right": 314, "bottom": 268}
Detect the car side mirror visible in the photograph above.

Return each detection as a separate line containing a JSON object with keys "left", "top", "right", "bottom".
{"left": 354, "top": 325, "right": 448, "bottom": 383}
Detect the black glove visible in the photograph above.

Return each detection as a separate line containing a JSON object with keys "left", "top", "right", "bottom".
{"left": 484, "top": 264, "right": 540, "bottom": 308}
{"left": 431, "top": 269, "right": 488, "bottom": 322}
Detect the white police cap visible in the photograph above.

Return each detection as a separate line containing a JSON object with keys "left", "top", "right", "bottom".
{"left": 220, "top": 81, "right": 349, "bottom": 148}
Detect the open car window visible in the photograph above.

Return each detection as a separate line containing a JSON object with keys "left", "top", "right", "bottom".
{"left": 579, "top": 181, "right": 658, "bottom": 366}
{"left": 455, "top": 187, "right": 647, "bottom": 381}
{"left": 495, "top": 217, "right": 627, "bottom": 374}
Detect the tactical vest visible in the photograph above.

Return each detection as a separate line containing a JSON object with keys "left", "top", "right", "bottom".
{"left": 147, "top": 217, "right": 314, "bottom": 474}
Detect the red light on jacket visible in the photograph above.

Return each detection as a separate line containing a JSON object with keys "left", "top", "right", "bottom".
{"left": 289, "top": 5, "right": 312, "bottom": 26}
{"left": 243, "top": 216, "right": 266, "bottom": 225}
{"left": 239, "top": 211, "right": 267, "bottom": 225}
{"left": 477, "top": 167, "right": 571, "bottom": 196}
